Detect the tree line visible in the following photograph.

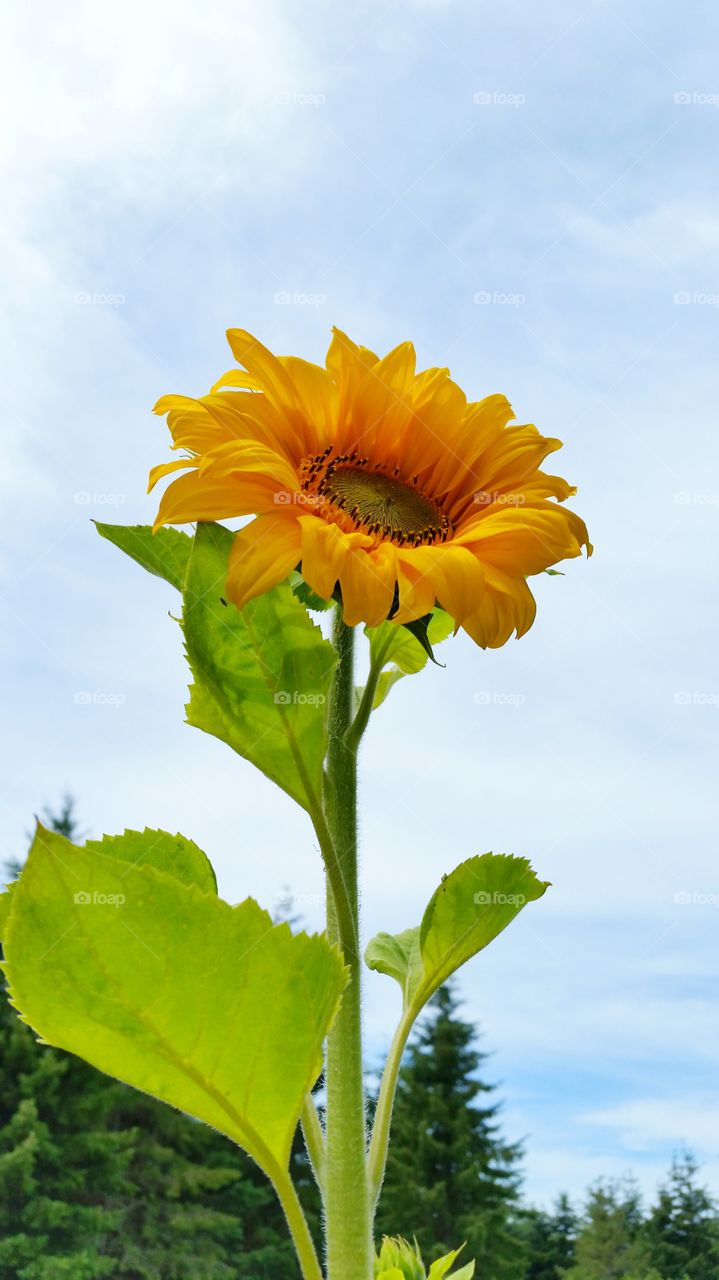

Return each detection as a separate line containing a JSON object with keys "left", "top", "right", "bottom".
{"left": 1, "top": 801, "right": 717, "bottom": 1279}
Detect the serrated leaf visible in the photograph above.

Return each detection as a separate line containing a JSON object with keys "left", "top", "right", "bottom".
{"left": 95, "top": 523, "right": 192, "bottom": 591}
{"left": 84, "top": 828, "right": 217, "bottom": 894}
{"left": 289, "top": 570, "right": 333, "bottom": 612}
{"left": 366, "top": 854, "right": 549, "bottom": 1018}
{"left": 3, "top": 825, "right": 347, "bottom": 1182}
{"left": 183, "top": 522, "right": 336, "bottom": 812}
{"left": 0, "top": 883, "right": 15, "bottom": 937}
{"left": 363, "top": 609, "right": 454, "bottom": 710}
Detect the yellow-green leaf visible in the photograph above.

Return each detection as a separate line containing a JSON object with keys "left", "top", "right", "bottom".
{"left": 183, "top": 522, "right": 336, "bottom": 813}
{"left": 84, "top": 828, "right": 217, "bottom": 894}
{"left": 95, "top": 523, "right": 192, "bottom": 592}
{"left": 3, "top": 825, "right": 347, "bottom": 1183}
{"left": 0, "top": 883, "right": 15, "bottom": 938}
{"left": 366, "top": 854, "right": 549, "bottom": 1020}
{"left": 364, "top": 609, "right": 453, "bottom": 710}
{"left": 375, "top": 1237, "right": 474, "bottom": 1280}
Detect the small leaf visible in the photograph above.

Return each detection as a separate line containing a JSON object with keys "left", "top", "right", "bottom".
{"left": 364, "top": 609, "right": 453, "bottom": 710}
{"left": 3, "top": 825, "right": 347, "bottom": 1182}
{"left": 366, "top": 854, "right": 549, "bottom": 1017}
{"left": 95, "top": 523, "right": 192, "bottom": 591}
{"left": 428, "top": 1248, "right": 474, "bottom": 1279}
{"left": 183, "top": 523, "right": 337, "bottom": 813}
{"left": 375, "top": 1237, "right": 474, "bottom": 1280}
{"left": 365, "top": 927, "right": 422, "bottom": 1009}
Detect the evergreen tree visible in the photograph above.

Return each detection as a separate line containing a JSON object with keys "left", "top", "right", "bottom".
{"left": 0, "top": 799, "right": 313, "bottom": 1278}
{"left": 520, "top": 1193, "right": 577, "bottom": 1279}
{"left": 375, "top": 983, "right": 526, "bottom": 1280}
{"left": 563, "top": 1178, "right": 655, "bottom": 1280}
{"left": 644, "top": 1152, "right": 719, "bottom": 1280}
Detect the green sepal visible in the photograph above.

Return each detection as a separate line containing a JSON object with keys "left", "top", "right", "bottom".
{"left": 401, "top": 614, "right": 444, "bottom": 665}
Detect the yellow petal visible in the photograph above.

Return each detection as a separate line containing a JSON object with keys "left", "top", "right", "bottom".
{"left": 147, "top": 457, "right": 196, "bottom": 494}
{"left": 298, "top": 516, "right": 352, "bottom": 602}
{"left": 226, "top": 329, "right": 300, "bottom": 412}
{"left": 455, "top": 502, "right": 591, "bottom": 574}
{"left": 153, "top": 471, "right": 279, "bottom": 531}
{"left": 462, "top": 569, "right": 537, "bottom": 649}
{"left": 339, "top": 542, "right": 397, "bottom": 628}
{"left": 225, "top": 514, "right": 302, "bottom": 609}
{"left": 394, "top": 552, "right": 440, "bottom": 623}
{"left": 209, "top": 368, "right": 263, "bottom": 394}
{"left": 197, "top": 440, "right": 298, "bottom": 491}
{"left": 394, "top": 544, "right": 484, "bottom": 625}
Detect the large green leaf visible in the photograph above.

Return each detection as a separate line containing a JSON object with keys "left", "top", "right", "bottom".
{"left": 366, "top": 854, "right": 549, "bottom": 1018}
{"left": 0, "top": 883, "right": 15, "bottom": 937}
{"left": 95, "top": 522, "right": 192, "bottom": 591}
{"left": 364, "top": 609, "right": 454, "bottom": 710}
{"left": 183, "top": 522, "right": 336, "bottom": 813}
{"left": 84, "top": 828, "right": 217, "bottom": 894}
{"left": 3, "top": 825, "right": 346, "bottom": 1182}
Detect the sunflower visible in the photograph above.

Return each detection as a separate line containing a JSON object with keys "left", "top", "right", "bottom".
{"left": 150, "top": 328, "right": 591, "bottom": 646}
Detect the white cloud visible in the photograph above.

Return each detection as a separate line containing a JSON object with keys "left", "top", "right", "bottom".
{"left": 580, "top": 1095, "right": 719, "bottom": 1153}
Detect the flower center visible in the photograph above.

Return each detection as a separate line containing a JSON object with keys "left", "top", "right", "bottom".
{"left": 304, "top": 452, "right": 450, "bottom": 547}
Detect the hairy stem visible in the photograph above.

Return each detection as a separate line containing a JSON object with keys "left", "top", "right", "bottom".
{"left": 322, "top": 611, "right": 373, "bottom": 1279}
{"left": 301, "top": 1092, "right": 327, "bottom": 1196}
{"left": 274, "top": 1169, "right": 325, "bottom": 1280}
{"left": 367, "top": 1010, "right": 414, "bottom": 1208}
{"left": 345, "top": 629, "right": 394, "bottom": 755}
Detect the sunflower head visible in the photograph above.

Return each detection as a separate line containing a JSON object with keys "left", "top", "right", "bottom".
{"left": 150, "top": 328, "right": 591, "bottom": 648}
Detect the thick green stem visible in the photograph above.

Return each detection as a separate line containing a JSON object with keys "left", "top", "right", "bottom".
{"left": 323, "top": 612, "right": 373, "bottom": 1280}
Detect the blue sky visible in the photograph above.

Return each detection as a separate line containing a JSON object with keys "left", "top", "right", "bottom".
{"left": 2, "top": 0, "right": 718, "bottom": 1209}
